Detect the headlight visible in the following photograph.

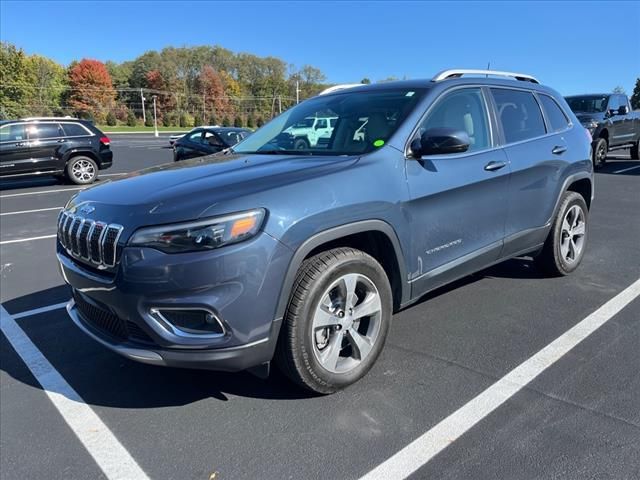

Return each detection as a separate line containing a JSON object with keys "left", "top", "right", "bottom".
{"left": 129, "top": 209, "right": 266, "bottom": 253}
{"left": 581, "top": 121, "right": 598, "bottom": 132}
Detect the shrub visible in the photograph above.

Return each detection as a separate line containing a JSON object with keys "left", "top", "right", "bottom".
{"left": 144, "top": 110, "right": 154, "bottom": 127}
{"left": 162, "top": 112, "right": 176, "bottom": 127}
{"left": 179, "top": 112, "right": 194, "bottom": 128}
{"left": 208, "top": 114, "right": 218, "bottom": 126}
{"left": 193, "top": 113, "right": 203, "bottom": 127}
{"left": 126, "top": 110, "right": 137, "bottom": 127}
{"left": 233, "top": 115, "right": 243, "bottom": 127}
{"left": 246, "top": 115, "right": 255, "bottom": 129}
{"left": 222, "top": 116, "right": 231, "bottom": 127}
{"left": 106, "top": 111, "right": 117, "bottom": 126}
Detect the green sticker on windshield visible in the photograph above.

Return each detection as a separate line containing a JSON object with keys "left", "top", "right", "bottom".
{"left": 373, "top": 139, "right": 385, "bottom": 147}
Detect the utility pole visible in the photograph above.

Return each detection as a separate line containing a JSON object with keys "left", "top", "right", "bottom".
{"left": 202, "top": 92, "right": 206, "bottom": 123}
{"left": 152, "top": 95, "right": 158, "bottom": 137}
{"left": 296, "top": 80, "right": 300, "bottom": 104}
{"left": 278, "top": 95, "right": 282, "bottom": 114}
{"left": 140, "top": 88, "right": 146, "bottom": 123}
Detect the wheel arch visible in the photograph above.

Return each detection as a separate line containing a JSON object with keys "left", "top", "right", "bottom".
{"left": 63, "top": 149, "right": 100, "bottom": 166}
{"left": 274, "top": 220, "right": 410, "bottom": 320}
{"left": 549, "top": 172, "right": 593, "bottom": 225}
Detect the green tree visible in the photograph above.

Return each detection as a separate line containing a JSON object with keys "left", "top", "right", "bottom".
{"left": 246, "top": 115, "right": 255, "bottom": 129}
{"left": 630, "top": 78, "right": 640, "bottom": 109}
{"left": 360, "top": 78, "right": 371, "bottom": 84}
{"left": 193, "top": 112, "right": 203, "bottom": 127}
{"left": 126, "top": 109, "right": 137, "bottom": 127}
{"left": 208, "top": 114, "right": 218, "bottom": 126}
{"left": 233, "top": 115, "right": 243, "bottom": 127}
{"left": 612, "top": 86, "right": 626, "bottom": 94}
{"left": 144, "top": 110, "right": 154, "bottom": 127}
{"left": 106, "top": 110, "right": 117, "bottom": 126}
{"left": 256, "top": 116, "right": 264, "bottom": 127}
{"left": 0, "top": 42, "right": 30, "bottom": 118}
{"left": 222, "top": 116, "right": 231, "bottom": 127}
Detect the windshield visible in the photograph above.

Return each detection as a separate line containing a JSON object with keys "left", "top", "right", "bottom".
{"left": 565, "top": 95, "right": 609, "bottom": 114}
{"left": 233, "top": 88, "right": 426, "bottom": 155}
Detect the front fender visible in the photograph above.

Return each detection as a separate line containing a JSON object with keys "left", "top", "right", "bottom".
{"left": 273, "top": 219, "right": 410, "bottom": 320}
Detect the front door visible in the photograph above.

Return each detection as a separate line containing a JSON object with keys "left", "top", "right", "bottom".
{"left": 405, "top": 87, "right": 510, "bottom": 297}
{"left": 0, "top": 123, "right": 31, "bottom": 175}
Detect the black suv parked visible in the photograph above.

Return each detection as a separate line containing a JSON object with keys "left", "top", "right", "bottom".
{"left": 0, "top": 117, "right": 113, "bottom": 184}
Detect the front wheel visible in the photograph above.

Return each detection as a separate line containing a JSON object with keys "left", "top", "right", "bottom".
{"left": 630, "top": 140, "right": 639, "bottom": 160}
{"left": 276, "top": 248, "right": 392, "bottom": 394}
{"left": 293, "top": 138, "right": 309, "bottom": 150}
{"left": 66, "top": 156, "right": 98, "bottom": 184}
{"left": 535, "top": 191, "right": 588, "bottom": 276}
{"left": 592, "top": 138, "right": 607, "bottom": 168}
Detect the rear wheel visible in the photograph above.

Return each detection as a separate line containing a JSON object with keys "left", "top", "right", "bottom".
{"left": 592, "top": 138, "right": 607, "bottom": 168}
{"left": 276, "top": 248, "right": 392, "bottom": 394}
{"left": 535, "top": 191, "right": 588, "bottom": 276}
{"left": 66, "top": 156, "right": 97, "bottom": 184}
{"left": 630, "top": 140, "right": 639, "bottom": 160}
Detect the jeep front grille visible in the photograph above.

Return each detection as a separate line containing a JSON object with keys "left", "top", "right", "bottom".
{"left": 57, "top": 211, "right": 123, "bottom": 267}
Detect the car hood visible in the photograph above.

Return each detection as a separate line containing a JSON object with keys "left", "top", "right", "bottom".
{"left": 574, "top": 113, "right": 604, "bottom": 124}
{"left": 68, "top": 152, "right": 359, "bottom": 226}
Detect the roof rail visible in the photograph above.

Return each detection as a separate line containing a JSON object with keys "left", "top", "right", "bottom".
{"left": 432, "top": 69, "right": 540, "bottom": 84}
{"left": 319, "top": 83, "right": 364, "bottom": 95}
{"left": 19, "top": 116, "right": 78, "bottom": 121}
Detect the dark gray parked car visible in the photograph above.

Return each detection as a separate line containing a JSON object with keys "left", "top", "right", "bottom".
{"left": 565, "top": 93, "right": 640, "bottom": 167}
{"left": 57, "top": 69, "right": 593, "bottom": 393}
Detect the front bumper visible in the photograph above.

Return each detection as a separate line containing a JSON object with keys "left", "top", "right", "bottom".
{"left": 67, "top": 299, "right": 280, "bottom": 371}
{"left": 58, "top": 231, "right": 292, "bottom": 371}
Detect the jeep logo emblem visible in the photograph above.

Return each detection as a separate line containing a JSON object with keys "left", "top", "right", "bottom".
{"left": 78, "top": 205, "right": 95, "bottom": 215}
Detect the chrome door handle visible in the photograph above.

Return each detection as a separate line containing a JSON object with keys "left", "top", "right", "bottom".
{"left": 484, "top": 161, "right": 507, "bottom": 171}
{"left": 552, "top": 145, "right": 567, "bottom": 155}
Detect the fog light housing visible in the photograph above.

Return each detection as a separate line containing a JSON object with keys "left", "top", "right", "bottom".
{"left": 150, "top": 308, "right": 225, "bottom": 337}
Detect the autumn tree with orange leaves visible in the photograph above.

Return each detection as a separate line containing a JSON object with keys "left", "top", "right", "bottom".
{"left": 68, "top": 59, "right": 115, "bottom": 122}
{"left": 198, "top": 65, "right": 233, "bottom": 123}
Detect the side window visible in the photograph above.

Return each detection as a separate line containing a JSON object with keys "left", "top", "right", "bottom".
{"left": 539, "top": 95, "right": 570, "bottom": 133}
{"left": 188, "top": 130, "right": 203, "bottom": 143}
{"left": 29, "top": 123, "right": 64, "bottom": 140}
{"left": 0, "top": 124, "right": 26, "bottom": 142}
{"left": 617, "top": 95, "right": 628, "bottom": 111}
{"left": 607, "top": 95, "right": 620, "bottom": 112}
{"left": 204, "top": 131, "right": 223, "bottom": 146}
{"left": 315, "top": 119, "right": 328, "bottom": 129}
{"left": 492, "top": 88, "right": 546, "bottom": 144}
{"left": 418, "top": 88, "right": 490, "bottom": 152}
{"left": 61, "top": 123, "right": 90, "bottom": 137}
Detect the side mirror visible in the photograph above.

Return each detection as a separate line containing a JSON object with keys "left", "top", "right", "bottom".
{"left": 617, "top": 105, "right": 628, "bottom": 115}
{"left": 410, "top": 127, "right": 471, "bottom": 157}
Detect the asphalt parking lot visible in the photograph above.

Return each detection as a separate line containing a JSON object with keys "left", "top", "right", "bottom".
{"left": 1, "top": 134, "right": 639, "bottom": 480}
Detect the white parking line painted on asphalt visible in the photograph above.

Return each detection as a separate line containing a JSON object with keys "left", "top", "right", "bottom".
{"left": 0, "top": 187, "right": 85, "bottom": 198}
{"left": 12, "top": 301, "right": 69, "bottom": 319}
{"left": 613, "top": 165, "right": 640, "bottom": 174}
{"left": 0, "top": 234, "right": 57, "bottom": 245}
{"left": 360, "top": 277, "right": 640, "bottom": 480}
{"left": 100, "top": 173, "right": 128, "bottom": 177}
{"left": 0, "top": 305, "right": 150, "bottom": 480}
{"left": 0, "top": 207, "right": 62, "bottom": 216}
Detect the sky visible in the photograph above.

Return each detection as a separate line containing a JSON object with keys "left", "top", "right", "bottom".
{"left": 1, "top": 0, "right": 639, "bottom": 95}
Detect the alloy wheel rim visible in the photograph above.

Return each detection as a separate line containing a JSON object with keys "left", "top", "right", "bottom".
{"left": 311, "top": 273, "right": 382, "bottom": 374}
{"left": 597, "top": 144, "right": 606, "bottom": 162}
{"left": 72, "top": 160, "right": 95, "bottom": 182}
{"left": 560, "top": 205, "right": 586, "bottom": 264}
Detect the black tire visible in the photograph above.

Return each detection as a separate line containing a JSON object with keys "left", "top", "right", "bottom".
{"left": 293, "top": 138, "right": 309, "bottom": 150}
{"left": 66, "top": 156, "right": 98, "bottom": 185}
{"left": 275, "top": 247, "right": 392, "bottom": 394}
{"left": 592, "top": 137, "right": 607, "bottom": 168}
{"left": 630, "top": 140, "right": 639, "bottom": 160}
{"left": 535, "top": 191, "right": 588, "bottom": 276}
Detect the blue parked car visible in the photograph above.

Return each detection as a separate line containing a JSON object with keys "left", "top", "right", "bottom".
{"left": 57, "top": 69, "right": 593, "bottom": 393}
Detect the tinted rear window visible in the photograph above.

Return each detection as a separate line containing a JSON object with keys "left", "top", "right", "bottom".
{"left": 62, "top": 123, "right": 91, "bottom": 136}
{"left": 0, "top": 124, "right": 26, "bottom": 142}
{"left": 539, "top": 95, "right": 570, "bottom": 133}
{"left": 492, "top": 88, "right": 546, "bottom": 143}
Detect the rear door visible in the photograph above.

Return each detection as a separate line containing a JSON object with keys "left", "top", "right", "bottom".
{"left": 405, "top": 86, "right": 510, "bottom": 296}
{"left": 0, "top": 123, "right": 32, "bottom": 175}
{"left": 27, "top": 122, "right": 66, "bottom": 172}
{"left": 491, "top": 88, "right": 570, "bottom": 256}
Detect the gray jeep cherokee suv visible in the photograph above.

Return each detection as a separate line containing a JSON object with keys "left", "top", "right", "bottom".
{"left": 57, "top": 69, "right": 593, "bottom": 394}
